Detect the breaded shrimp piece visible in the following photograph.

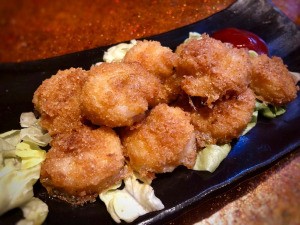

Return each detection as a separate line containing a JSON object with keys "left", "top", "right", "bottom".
{"left": 81, "top": 62, "right": 162, "bottom": 127}
{"left": 176, "top": 35, "right": 251, "bottom": 106}
{"left": 122, "top": 103, "right": 196, "bottom": 182}
{"left": 182, "top": 88, "right": 256, "bottom": 148}
{"left": 123, "top": 40, "right": 179, "bottom": 79}
{"left": 40, "top": 126, "right": 127, "bottom": 205}
{"left": 33, "top": 68, "right": 88, "bottom": 135}
{"left": 123, "top": 40, "right": 181, "bottom": 103}
{"left": 159, "top": 73, "right": 183, "bottom": 103}
{"left": 193, "top": 88, "right": 255, "bottom": 147}
{"left": 250, "top": 54, "right": 298, "bottom": 106}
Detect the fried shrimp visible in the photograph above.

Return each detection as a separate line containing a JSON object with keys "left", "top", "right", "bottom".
{"left": 124, "top": 40, "right": 179, "bottom": 79}
{"left": 81, "top": 62, "right": 162, "bottom": 127}
{"left": 33, "top": 68, "right": 88, "bottom": 135}
{"left": 123, "top": 40, "right": 181, "bottom": 103}
{"left": 184, "top": 88, "right": 256, "bottom": 148}
{"left": 176, "top": 34, "right": 251, "bottom": 106}
{"left": 31, "top": 32, "right": 299, "bottom": 212}
{"left": 40, "top": 126, "right": 126, "bottom": 205}
{"left": 122, "top": 103, "right": 196, "bottom": 182}
{"left": 250, "top": 54, "right": 298, "bottom": 106}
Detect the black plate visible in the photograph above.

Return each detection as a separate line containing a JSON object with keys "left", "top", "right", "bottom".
{"left": 1, "top": 0, "right": 300, "bottom": 224}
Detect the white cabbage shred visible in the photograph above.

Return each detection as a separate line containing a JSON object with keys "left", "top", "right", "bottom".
{"left": 0, "top": 112, "right": 49, "bottom": 225}
{"left": 193, "top": 144, "right": 231, "bottom": 173}
{"left": 16, "top": 197, "right": 49, "bottom": 225}
{"left": 19, "top": 112, "right": 51, "bottom": 147}
{"left": 100, "top": 174, "right": 164, "bottom": 223}
{"left": 242, "top": 110, "right": 258, "bottom": 135}
{"left": 289, "top": 71, "right": 300, "bottom": 84}
{"left": 103, "top": 39, "right": 137, "bottom": 63}
{"left": 184, "top": 32, "right": 202, "bottom": 43}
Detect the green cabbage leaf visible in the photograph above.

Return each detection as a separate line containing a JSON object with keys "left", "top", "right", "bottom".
{"left": 0, "top": 112, "right": 49, "bottom": 225}
{"left": 0, "top": 143, "right": 45, "bottom": 215}
{"left": 193, "top": 144, "right": 231, "bottom": 173}
{"left": 255, "top": 101, "right": 286, "bottom": 118}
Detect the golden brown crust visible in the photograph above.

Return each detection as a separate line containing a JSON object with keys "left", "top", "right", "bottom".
{"left": 40, "top": 126, "right": 127, "bottom": 205}
{"left": 32, "top": 68, "right": 88, "bottom": 135}
{"left": 124, "top": 40, "right": 179, "bottom": 79}
{"left": 250, "top": 54, "right": 297, "bottom": 106}
{"left": 122, "top": 103, "right": 196, "bottom": 181}
{"left": 189, "top": 88, "right": 256, "bottom": 147}
{"left": 124, "top": 40, "right": 181, "bottom": 104}
{"left": 80, "top": 62, "right": 162, "bottom": 127}
{"left": 32, "top": 35, "right": 299, "bottom": 207}
{"left": 176, "top": 35, "right": 251, "bottom": 106}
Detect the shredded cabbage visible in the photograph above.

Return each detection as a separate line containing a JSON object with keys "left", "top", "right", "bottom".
{"left": 289, "top": 71, "right": 300, "bottom": 84}
{"left": 255, "top": 101, "right": 286, "bottom": 118}
{"left": 100, "top": 174, "right": 164, "bottom": 223}
{"left": 0, "top": 145, "right": 44, "bottom": 215}
{"left": 0, "top": 112, "right": 49, "bottom": 224}
{"left": 248, "top": 50, "right": 259, "bottom": 57}
{"left": 19, "top": 112, "right": 51, "bottom": 147}
{"left": 103, "top": 39, "right": 137, "bottom": 63}
{"left": 193, "top": 144, "right": 231, "bottom": 173}
{"left": 184, "top": 32, "right": 202, "bottom": 43}
{"left": 0, "top": 130, "right": 21, "bottom": 151}
{"left": 242, "top": 110, "right": 258, "bottom": 135}
{"left": 16, "top": 197, "right": 48, "bottom": 225}
{"left": 20, "top": 112, "right": 39, "bottom": 128}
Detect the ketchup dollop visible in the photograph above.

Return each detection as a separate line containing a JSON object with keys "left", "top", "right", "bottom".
{"left": 211, "top": 28, "right": 269, "bottom": 55}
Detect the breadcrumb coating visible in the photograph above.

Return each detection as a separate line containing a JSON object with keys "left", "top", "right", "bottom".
{"left": 81, "top": 62, "right": 162, "bottom": 127}
{"left": 124, "top": 40, "right": 179, "bottom": 79}
{"left": 40, "top": 126, "right": 127, "bottom": 205}
{"left": 250, "top": 54, "right": 297, "bottom": 106}
{"left": 174, "top": 88, "right": 256, "bottom": 148}
{"left": 191, "top": 88, "right": 256, "bottom": 147}
{"left": 124, "top": 40, "right": 181, "bottom": 104}
{"left": 33, "top": 68, "right": 88, "bottom": 135}
{"left": 122, "top": 104, "right": 196, "bottom": 181}
{"left": 176, "top": 34, "right": 251, "bottom": 106}
{"left": 32, "top": 35, "right": 298, "bottom": 206}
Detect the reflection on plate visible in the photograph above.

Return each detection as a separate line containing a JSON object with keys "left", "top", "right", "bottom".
{"left": 0, "top": 0, "right": 300, "bottom": 224}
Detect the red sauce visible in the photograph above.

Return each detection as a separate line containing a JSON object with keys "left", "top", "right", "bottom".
{"left": 211, "top": 27, "right": 269, "bottom": 55}
{"left": 0, "top": 0, "right": 235, "bottom": 62}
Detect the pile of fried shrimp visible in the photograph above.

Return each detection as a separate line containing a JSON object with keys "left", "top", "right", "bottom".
{"left": 33, "top": 34, "right": 298, "bottom": 205}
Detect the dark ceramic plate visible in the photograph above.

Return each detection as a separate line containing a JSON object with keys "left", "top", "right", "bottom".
{"left": 1, "top": 0, "right": 300, "bottom": 224}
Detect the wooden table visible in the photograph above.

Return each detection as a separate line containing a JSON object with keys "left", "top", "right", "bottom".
{"left": 167, "top": 1, "right": 300, "bottom": 224}
{"left": 272, "top": 0, "right": 300, "bottom": 25}
{"left": 167, "top": 149, "right": 300, "bottom": 225}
